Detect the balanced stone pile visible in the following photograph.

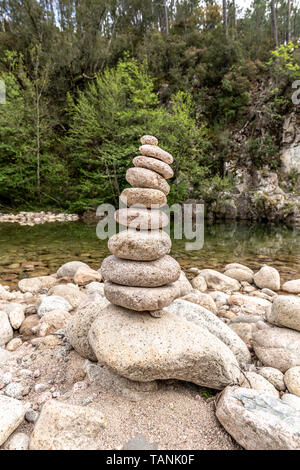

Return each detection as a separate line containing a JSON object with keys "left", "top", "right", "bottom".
{"left": 101, "top": 135, "right": 181, "bottom": 314}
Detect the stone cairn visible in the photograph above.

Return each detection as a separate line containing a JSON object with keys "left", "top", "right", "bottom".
{"left": 101, "top": 135, "right": 181, "bottom": 316}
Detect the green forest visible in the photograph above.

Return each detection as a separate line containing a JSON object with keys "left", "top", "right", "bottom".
{"left": 0, "top": 0, "right": 299, "bottom": 213}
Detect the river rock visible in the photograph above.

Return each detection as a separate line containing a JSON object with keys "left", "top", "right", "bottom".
{"left": 18, "top": 275, "right": 57, "bottom": 294}
{"left": 267, "top": 295, "right": 300, "bottom": 331}
{"left": 57, "top": 261, "right": 89, "bottom": 279}
{"left": 224, "top": 268, "right": 253, "bottom": 283}
{"left": 115, "top": 208, "right": 169, "bottom": 229}
{"left": 108, "top": 229, "right": 171, "bottom": 261}
{"left": 37, "top": 296, "right": 72, "bottom": 317}
{"left": 85, "top": 282, "right": 104, "bottom": 296}
{"left": 5, "top": 432, "right": 29, "bottom": 450}
{"left": 240, "top": 371, "right": 279, "bottom": 397}
{"left": 133, "top": 156, "right": 174, "bottom": 179}
{"left": 191, "top": 275, "right": 208, "bottom": 292}
{"left": 48, "top": 284, "right": 86, "bottom": 308}
{"left": 66, "top": 294, "right": 110, "bottom": 361}
{"left": 253, "top": 265, "right": 280, "bottom": 291}
{"left": 139, "top": 144, "right": 173, "bottom": 165}
{"left": 120, "top": 188, "right": 167, "bottom": 208}
{"left": 0, "top": 311, "right": 13, "bottom": 346}
{"left": 140, "top": 135, "right": 158, "bottom": 146}
{"left": 229, "top": 322, "right": 254, "bottom": 346}
{"left": 38, "top": 310, "right": 72, "bottom": 336}
{"left": 284, "top": 367, "right": 300, "bottom": 397}
{"left": 173, "top": 271, "right": 193, "bottom": 297}
{"left": 0, "top": 396, "right": 26, "bottom": 446}
{"left": 224, "top": 263, "right": 254, "bottom": 275}
{"left": 166, "top": 298, "right": 251, "bottom": 364}
{"left": 104, "top": 281, "right": 179, "bottom": 311}
{"left": 4, "top": 303, "right": 25, "bottom": 329}
{"left": 88, "top": 304, "right": 241, "bottom": 389}
{"left": 252, "top": 325, "right": 300, "bottom": 372}
{"left": 216, "top": 386, "right": 300, "bottom": 450}
{"left": 281, "top": 393, "right": 300, "bottom": 410}
{"left": 182, "top": 291, "right": 217, "bottom": 314}
{"left": 282, "top": 279, "right": 300, "bottom": 294}
{"left": 74, "top": 266, "right": 101, "bottom": 285}
{"left": 228, "top": 293, "right": 271, "bottom": 315}
{"left": 19, "top": 314, "right": 39, "bottom": 337}
{"left": 29, "top": 400, "right": 106, "bottom": 450}
{"left": 198, "top": 269, "right": 241, "bottom": 292}
{"left": 101, "top": 255, "right": 180, "bottom": 287}
{"left": 126, "top": 167, "right": 170, "bottom": 195}
{"left": 258, "top": 367, "right": 286, "bottom": 391}
{"left": 6, "top": 338, "right": 22, "bottom": 351}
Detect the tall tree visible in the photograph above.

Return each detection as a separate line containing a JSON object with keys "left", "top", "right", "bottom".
{"left": 287, "top": 0, "right": 291, "bottom": 42}
{"left": 163, "top": 0, "right": 169, "bottom": 35}
{"left": 271, "top": 0, "right": 279, "bottom": 47}
{"left": 223, "top": 0, "right": 228, "bottom": 36}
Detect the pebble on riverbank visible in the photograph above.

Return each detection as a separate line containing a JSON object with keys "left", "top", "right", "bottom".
{"left": 0, "top": 211, "right": 79, "bottom": 226}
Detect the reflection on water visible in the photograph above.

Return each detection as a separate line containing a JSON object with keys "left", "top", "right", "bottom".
{"left": 0, "top": 220, "right": 300, "bottom": 288}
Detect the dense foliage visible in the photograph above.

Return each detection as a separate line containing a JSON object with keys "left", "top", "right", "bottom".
{"left": 0, "top": 0, "right": 300, "bottom": 212}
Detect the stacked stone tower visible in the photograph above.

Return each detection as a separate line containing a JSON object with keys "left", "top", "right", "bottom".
{"left": 101, "top": 135, "right": 181, "bottom": 315}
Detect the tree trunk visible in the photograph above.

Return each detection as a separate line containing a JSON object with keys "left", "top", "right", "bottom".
{"left": 223, "top": 0, "right": 228, "bottom": 36}
{"left": 233, "top": 0, "right": 237, "bottom": 29}
{"left": 271, "top": 0, "right": 279, "bottom": 47}
{"left": 287, "top": 0, "right": 291, "bottom": 42}
{"left": 163, "top": 0, "right": 169, "bottom": 35}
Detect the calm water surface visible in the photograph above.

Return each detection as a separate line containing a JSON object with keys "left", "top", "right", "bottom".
{"left": 0, "top": 221, "right": 300, "bottom": 288}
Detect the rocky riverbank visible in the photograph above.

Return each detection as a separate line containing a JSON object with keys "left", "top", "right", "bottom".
{"left": 0, "top": 212, "right": 79, "bottom": 226}
{"left": 1, "top": 259, "right": 300, "bottom": 449}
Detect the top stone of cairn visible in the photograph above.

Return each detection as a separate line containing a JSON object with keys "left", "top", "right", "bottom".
{"left": 140, "top": 135, "right": 158, "bottom": 146}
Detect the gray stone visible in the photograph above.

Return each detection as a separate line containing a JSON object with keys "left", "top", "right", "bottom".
{"left": 18, "top": 276, "right": 57, "bottom": 294}
{"left": 224, "top": 263, "right": 253, "bottom": 275}
{"left": 5, "top": 382, "right": 24, "bottom": 399}
{"left": 48, "top": 284, "right": 86, "bottom": 309}
{"left": 120, "top": 188, "right": 167, "bottom": 208}
{"left": 253, "top": 265, "right": 280, "bottom": 291}
{"left": 166, "top": 299, "right": 251, "bottom": 364}
{"left": 57, "top": 261, "right": 89, "bottom": 279}
{"left": 173, "top": 271, "right": 193, "bottom": 297}
{"left": 252, "top": 325, "right": 300, "bottom": 372}
{"left": 104, "top": 281, "right": 179, "bottom": 311}
{"left": 37, "top": 295, "right": 72, "bottom": 317}
{"left": 216, "top": 386, "right": 300, "bottom": 450}
{"left": 0, "top": 311, "right": 13, "bottom": 346}
{"left": 29, "top": 400, "right": 106, "bottom": 450}
{"left": 199, "top": 269, "right": 240, "bottom": 292}
{"left": 282, "top": 279, "right": 300, "bottom": 294}
{"left": 139, "top": 144, "right": 173, "bottom": 165}
{"left": 240, "top": 371, "right": 279, "bottom": 398}
{"left": 140, "top": 135, "right": 158, "bottom": 146}
{"left": 267, "top": 295, "right": 300, "bottom": 332}
{"left": 101, "top": 255, "right": 180, "bottom": 287}
{"left": 133, "top": 155, "right": 173, "bottom": 179}
{"left": 25, "top": 409, "right": 39, "bottom": 423}
{"left": 284, "top": 367, "right": 300, "bottom": 397}
{"left": 0, "top": 396, "right": 26, "bottom": 446}
{"left": 5, "top": 303, "right": 25, "bottom": 330}
{"left": 126, "top": 167, "right": 170, "bottom": 195}
{"left": 89, "top": 304, "right": 241, "bottom": 390}
{"left": 108, "top": 229, "right": 171, "bottom": 261}
{"left": 224, "top": 268, "right": 253, "bottom": 283}
{"left": 66, "top": 294, "right": 110, "bottom": 361}
{"left": 258, "top": 367, "right": 286, "bottom": 391}
{"left": 281, "top": 393, "right": 300, "bottom": 410}
{"left": 115, "top": 208, "right": 169, "bottom": 230}
{"left": 191, "top": 275, "right": 208, "bottom": 292}
{"left": 182, "top": 290, "right": 217, "bottom": 313}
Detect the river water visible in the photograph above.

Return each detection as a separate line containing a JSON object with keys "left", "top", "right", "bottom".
{"left": 0, "top": 221, "right": 300, "bottom": 288}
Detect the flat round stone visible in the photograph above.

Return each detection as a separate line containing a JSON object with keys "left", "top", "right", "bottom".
{"left": 101, "top": 255, "right": 180, "bottom": 287}
{"left": 120, "top": 188, "right": 167, "bottom": 208}
{"left": 115, "top": 208, "right": 169, "bottom": 229}
{"left": 108, "top": 229, "right": 171, "bottom": 260}
{"left": 140, "top": 135, "right": 158, "bottom": 146}
{"left": 104, "top": 281, "right": 179, "bottom": 311}
{"left": 133, "top": 156, "right": 174, "bottom": 179}
{"left": 126, "top": 167, "right": 170, "bottom": 195}
{"left": 139, "top": 145, "right": 173, "bottom": 165}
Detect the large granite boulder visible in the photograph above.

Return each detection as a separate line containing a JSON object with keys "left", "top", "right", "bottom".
{"left": 88, "top": 304, "right": 241, "bottom": 390}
